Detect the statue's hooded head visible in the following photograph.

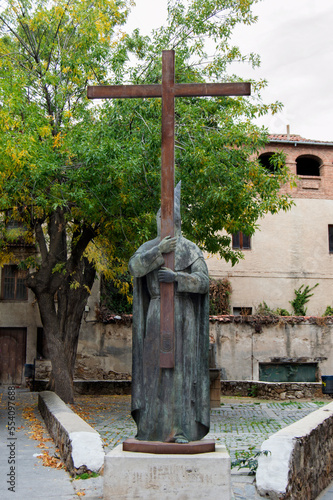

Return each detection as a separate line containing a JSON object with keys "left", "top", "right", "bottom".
{"left": 156, "top": 181, "right": 181, "bottom": 237}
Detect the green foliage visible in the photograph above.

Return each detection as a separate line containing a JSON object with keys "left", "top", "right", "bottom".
{"left": 75, "top": 471, "right": 100, "bottom": 480}
{"left": 209, "top": 278, "right": 231, "bottom": 315}
{"left": 255, "top": 302, "right": 290, "bottom": 317}
{"left": 248, "top": 385, "right": 258, "bottom": 398}
{"left": 275, "top": 308, "right": 291, "bottom": 317}
{"left": 231, "top": 447, "right": 270, "bottom": 475}
{"left": 289, "top": 284, "right": 319, "bottom": 316}
{"left": 0, "top": 0, "right": 294, "bottom": 271}
{"left": 0, "top": 0, "right": 132, "bottom": 268}
{"left": 323, "top": 306, "right": 333, "bottom": 317}
{"left": 255, "top": 301, "right": 276, "bottom": 316}
{"left": 100, "top": 272, "right": 133, "bottom": 315}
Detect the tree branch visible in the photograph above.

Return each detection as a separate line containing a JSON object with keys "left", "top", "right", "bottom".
{"left": 68, "top": 224, "right": 96, "bottom": 272}
{"left": 35, "top": 221, "right": 48, "bottom": 261}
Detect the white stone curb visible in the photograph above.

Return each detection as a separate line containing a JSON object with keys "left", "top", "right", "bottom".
{"left": 256, "top": 401, "right": 333, "bottom": 499}
{"left": 38, "top": 390, "right": 105, "bottom": 475}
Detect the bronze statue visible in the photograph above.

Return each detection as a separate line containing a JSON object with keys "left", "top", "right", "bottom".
{"left": 129, "top": 184, "right": 210, "bottom": 443}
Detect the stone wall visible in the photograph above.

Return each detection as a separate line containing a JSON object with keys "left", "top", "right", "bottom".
{"left": 76, "top": 316, "right": 132, "bottom": 380}
{"left": 69, "top": 315, "right": 333, "bottom": 385}
{"left": 256, "top": 401, "right": 333, "bottom": 499}
{"left": 211, "top": 315, "right": 333, "bottom": 382}
{"left": 220, "top": 380, "right": 327, "bottom": 400}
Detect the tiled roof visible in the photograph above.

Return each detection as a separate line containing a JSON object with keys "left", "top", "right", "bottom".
{"left": 268, "top": 134, "right": 333, "bottom": 144}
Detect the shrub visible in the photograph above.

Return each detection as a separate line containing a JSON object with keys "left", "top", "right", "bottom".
{"left": 255, "top": 302, "right": 290, "bottom": 317}
{"left": 100, "top": 272, "right": 133, "bottom": 315}
{"left": 323, "top": 305, "right": 333, "bottom": 317}
{"left": 289, "top": 283, "right": 319, "bottom": 316}
{"left": 275, "top": 308, "right": 291, "bottom": 316}
{"left": 209, "top": 278, "right": 232, "bottom": 315}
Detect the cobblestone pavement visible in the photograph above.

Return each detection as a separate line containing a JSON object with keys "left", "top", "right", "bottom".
{"left": 71, "top": 395, "right": 326, "bottom": 460}
{"left": 71, "top": 395, "right": 332, "bottom": 499}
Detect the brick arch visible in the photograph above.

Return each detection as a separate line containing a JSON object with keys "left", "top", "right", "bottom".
{"left": 258, "top": 152, "right": 277, "bottom": 173}
{"left": 296, "top": 154, "right": 322, "bottom": 176}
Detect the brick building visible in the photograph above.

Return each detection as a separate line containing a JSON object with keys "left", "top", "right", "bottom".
{"left": 206, "top": 133, "right": 333, "bottom": 316}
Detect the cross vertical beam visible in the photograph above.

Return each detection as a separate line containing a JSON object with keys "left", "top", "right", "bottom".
{"left": 160, "top": 50, "right": 175, "bottom": 368}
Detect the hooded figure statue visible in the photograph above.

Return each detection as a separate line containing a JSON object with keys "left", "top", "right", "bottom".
{"left": 128, "top": 182, "right": 210, "bottom": 443}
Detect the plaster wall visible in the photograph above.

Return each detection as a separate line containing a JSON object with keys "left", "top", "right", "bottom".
{"left": 211, "top": 319, "right": 333, "bottom": 381}
{"left": 77, "top": 320, "right": 132, "bottom": 379}
{"left": 74, "top": 318, "right": 333, "bottom": 383}
{"left": 73, "top": 278, "right": 132, "bottom": 378}
{"left": 206, "top": 198, "right": 333, "bottom": 315}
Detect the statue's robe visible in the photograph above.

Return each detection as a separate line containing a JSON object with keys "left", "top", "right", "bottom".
{"left": 129, "top": 236, "right": 210, "bottom": 442}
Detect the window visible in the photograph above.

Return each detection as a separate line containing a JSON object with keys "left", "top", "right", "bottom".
{"left": 259, "top": 363, "right": 317, "bottom": 382}
{"left": 232, "top": 231, "right": 251, "bottom": 250}
{"left": 259, "top": 152, "right": 277, "bottom": 173}
{"left": 296, "top": 155, "right": 321, "bottom": 176}
{"left": 1, "top": 265, "right": 28, "bottom": 300}
{"left": 329, "top": 226, "right": 333, "bottom": 253}
{"left": 233, "top": 307, "right": 252, "bottom": 316}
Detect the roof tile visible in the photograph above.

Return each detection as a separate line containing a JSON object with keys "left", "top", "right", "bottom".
{"left": 268, "top": 133, "right": 333, "bottom": 144}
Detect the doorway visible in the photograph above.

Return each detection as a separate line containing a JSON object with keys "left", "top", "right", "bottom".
{"left": 0, "top": 328, "right": 27, "bottom": 384}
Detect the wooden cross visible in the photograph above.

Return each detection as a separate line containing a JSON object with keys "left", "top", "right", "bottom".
{"left": 87, "top": 50, "right": 250, "bottom": 369}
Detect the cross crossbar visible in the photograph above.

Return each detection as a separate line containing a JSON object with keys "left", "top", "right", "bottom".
{"left": 87, "top": 82, "right": 250, "bottom": 99}
{"left": 87, "top": 50, "right": 250, "bottom": 369}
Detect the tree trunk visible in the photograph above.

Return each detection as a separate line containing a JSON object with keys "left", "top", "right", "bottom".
{"left": 30, "top": 257, "right": 96, "bottom": 403}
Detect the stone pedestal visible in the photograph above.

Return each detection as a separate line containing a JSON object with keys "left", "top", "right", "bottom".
{"left": 103, "top": 444, "right": 231, "bottom": 500}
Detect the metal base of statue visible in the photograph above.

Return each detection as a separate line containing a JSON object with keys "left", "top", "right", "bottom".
{"left": 123, "top": 437, "right": 215, "bottom": 454}
{"left": 103, "top": 443, "right": 231, "bottom": 500}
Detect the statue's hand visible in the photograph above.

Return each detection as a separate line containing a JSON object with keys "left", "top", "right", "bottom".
{"left": 158, "top": 267, "right": 177, "bottom": 283}
{"left": 158, "top": 235, "right": 177, "bottom": 254}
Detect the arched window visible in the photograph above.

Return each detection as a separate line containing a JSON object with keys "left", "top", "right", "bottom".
{"left": 296, "top": 155, "right": 321, "bottom": 176}
{"left": 259, "top": 152, "right": 276, "bottom": 173}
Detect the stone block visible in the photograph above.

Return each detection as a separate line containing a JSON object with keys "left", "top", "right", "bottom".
{"left": 104, "top": 444, "right": 231, "bottom": 500}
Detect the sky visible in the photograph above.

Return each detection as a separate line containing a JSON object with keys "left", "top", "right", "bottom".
{"left": 125, "top": 0, "right": 333, "bottom": 142}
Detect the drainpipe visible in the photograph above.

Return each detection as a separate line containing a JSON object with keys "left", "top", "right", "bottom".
{"left": 252, "top": 324, "right": 262, "bottom": 380}
{"left": 251, "top": 331, "right": 254, "bottom": 380}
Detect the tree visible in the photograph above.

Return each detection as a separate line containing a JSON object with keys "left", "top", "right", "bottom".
{"left": 0, "top": 0, "right": 131, "bottom": 403}
{"left": 0, "top": 0, "right": 293, "bottom": 403}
